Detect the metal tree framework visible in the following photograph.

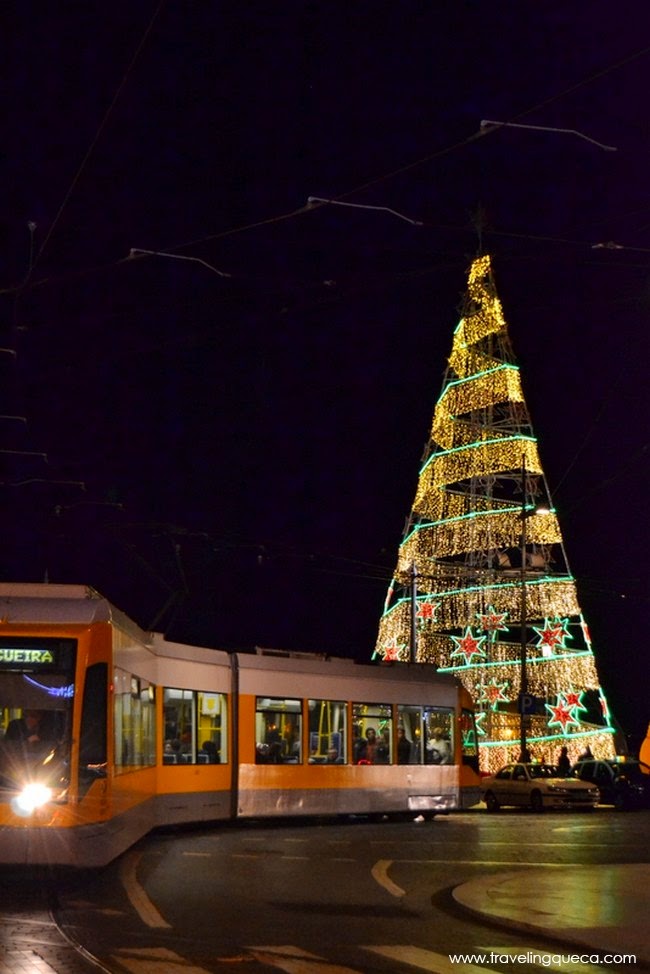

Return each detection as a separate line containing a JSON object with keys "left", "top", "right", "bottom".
{"left": 374, "top": 254, "right": 616, "bottom": 772}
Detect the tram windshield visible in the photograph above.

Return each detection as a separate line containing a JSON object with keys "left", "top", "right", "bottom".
{"left": 0, "top": 637, "right": 75, "bottom": 804}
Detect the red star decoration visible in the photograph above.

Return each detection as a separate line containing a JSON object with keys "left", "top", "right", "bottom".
{"left": 381, "top": 641, "right": 405, "bottom": 662}
{"left": 450, "top": 627, "right": 487, "bottom": 665}
{"left": 533, "top": 617, "right": 571, "bottom": 653}
{"left": 476, "top": 605, "right": 509, "bottom": 632}
{"left": 561, "top": 689, "right": 588, "bottom": 722}
{"left": 478, "top": 681, "right": 510, "bottom": 710}
{"left": 540, "top": 625, "right": 563, "bottom": 650}
{"left": 416, "top": 599, "right": 439, "bottom": 623}
{"left": 546, "top": 697, "right": 580, "bottom": 732}
{"left": 564, "top": 691, "right": 582, "bottom": 711}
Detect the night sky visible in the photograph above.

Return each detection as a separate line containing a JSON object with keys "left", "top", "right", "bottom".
{"left": 2, "top": 3, "right": 649, "bottom": 745}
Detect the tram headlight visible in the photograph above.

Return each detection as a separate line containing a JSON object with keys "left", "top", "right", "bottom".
{"left": 12, "top": 782, "right": 54, "bottom": 816}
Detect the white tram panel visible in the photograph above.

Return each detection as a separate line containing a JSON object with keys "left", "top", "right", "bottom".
{"left": 0, "top": 583, "right": 112, "bottom": 625}
{"left": 237, "top": 650, "right": 460, "bottom": 705}
{"left": 150, "top": 633, "right": 232, "bottom": 694}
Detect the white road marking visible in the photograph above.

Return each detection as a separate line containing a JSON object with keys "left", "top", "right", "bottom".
{"left": 364, "top": 945, "right": 496, "bottom": 973}
{"left": 111, "top": 946, "right": 212, "bottom": 973}
{"left": 109, "top": 943, "right": 615, "bottom": 974}
{"left": 247, "top": 945, "right": 360, "bottom": 973}
{"left": 372, "top": 859, "right": 406, "bottom": 898}
{"left": 119, "top": 851, "right": 171, "bottom": 929}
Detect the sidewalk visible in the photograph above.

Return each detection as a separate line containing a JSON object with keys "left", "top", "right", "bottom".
{"left": 453, "top": 863, "right": 650, "bottom": 968}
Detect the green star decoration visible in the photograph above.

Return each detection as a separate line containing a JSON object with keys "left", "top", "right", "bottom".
{"left": 474, "top": 711, "right": 487, "bottom": 737}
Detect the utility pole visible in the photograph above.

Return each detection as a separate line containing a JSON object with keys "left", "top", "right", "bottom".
{"left": 409, "top": 563, "right": 418, "bottom": 663}
{"left": 519, "top": 456, "right": 530, "bottom": 762}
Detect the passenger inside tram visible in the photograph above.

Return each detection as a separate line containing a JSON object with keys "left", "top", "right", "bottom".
{"left": 199, "top": 740, "right": 220, "bottom": 763}
{"left": 397, "top": 726, "right": 412, "bottom": 764}
{"left": 5, "top": 709, "right": 50, "bottom": 745}
{"left": 2, "top": 707, "right": 64, "bottom": 748}
{"left": 427, "top": 726, "right": 452, "bottom": 764}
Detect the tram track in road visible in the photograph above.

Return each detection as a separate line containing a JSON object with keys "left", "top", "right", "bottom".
{"left": 0, "top": 898, "right": 113, "bottom": 974}
{"left": 44, "top": 814, "right": 650, "bottom": 974}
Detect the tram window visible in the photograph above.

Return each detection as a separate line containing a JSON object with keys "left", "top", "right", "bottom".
{"left": 198, "top": 692, "right": 227, "bottom": 763}
{"left": 255, "top": 697, "right": 301, "bottom": 764}
{"left": 0, "top": 636, "right": 75, "bottom": 743}
{"left": 307, "top": 699, "right": 347, "bottom": 764}
{"left": 423, "top": 707, "right": 454, "bottom": 765}
{"left": 114, "top": 668, "right": 156, "bottom": 771}
{"left": 162, "top": 688, "right": 227, "bottom": 764}
{"left": 163, "top": 688, "right": 195, "bottom": 763}
{"left": 352, "top": 703, "right": 392, "bottom": 764}
{"left": 396, "top": 705, "right": 424, "bottom": 764}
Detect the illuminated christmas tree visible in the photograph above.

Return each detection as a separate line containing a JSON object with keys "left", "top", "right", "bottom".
{"left": 374, "top": 254, "right": 616, "bottom": 772}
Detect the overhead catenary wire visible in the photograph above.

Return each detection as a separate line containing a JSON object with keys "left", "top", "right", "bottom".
{"left": 479, "top": 120, "right": 618, "bottom": 152}
{"left": 22, "top": 2, "right": 165, "bottom": 286}
{"left": 2, "top": 33, "right": 647, "bottom": 305}
{"left": 4, "top": 24, "right": 647, "bottom": 595}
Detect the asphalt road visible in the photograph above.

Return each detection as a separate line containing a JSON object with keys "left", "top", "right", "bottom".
{"left": 44, "top": 808, "right": 650, "bottom": 974}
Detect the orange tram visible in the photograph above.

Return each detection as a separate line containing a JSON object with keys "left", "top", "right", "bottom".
{"left": 0, "top": 583, "right": 482, "bottom": 867}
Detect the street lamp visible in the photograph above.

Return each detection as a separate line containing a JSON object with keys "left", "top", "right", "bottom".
{"left": 519, "top": 457, "right": 550, "bottom": 762}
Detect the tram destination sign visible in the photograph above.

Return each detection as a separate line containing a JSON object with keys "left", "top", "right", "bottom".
{"left": 0, "top": 637, "right": 76, "bottom": 672}
{"left": 0, "top": 646, "right": 55, "bottom": 667}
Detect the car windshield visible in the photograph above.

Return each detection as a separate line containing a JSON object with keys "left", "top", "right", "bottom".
{"left": 528, "top": 764, "right": 560, "bottom": 779}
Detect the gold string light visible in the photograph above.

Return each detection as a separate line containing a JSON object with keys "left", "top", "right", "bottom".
{"left": 416, "top": 437, "right": 542, "bottom": 503}
{"left": 433, "top": 366, "right": 524, "bottom": 449}
{"left": 380, "top": 579, "right": 581, "bottom": 628}
{"left": 399, "top": 508, "right": 561, "bottom": 562}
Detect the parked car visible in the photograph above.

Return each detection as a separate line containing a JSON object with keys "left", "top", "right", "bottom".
{"left": 483, "top": 762, "right": 599, "bottom": 812}
{"left": 571, "top": 759, "right": 650, "bottom": 810}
